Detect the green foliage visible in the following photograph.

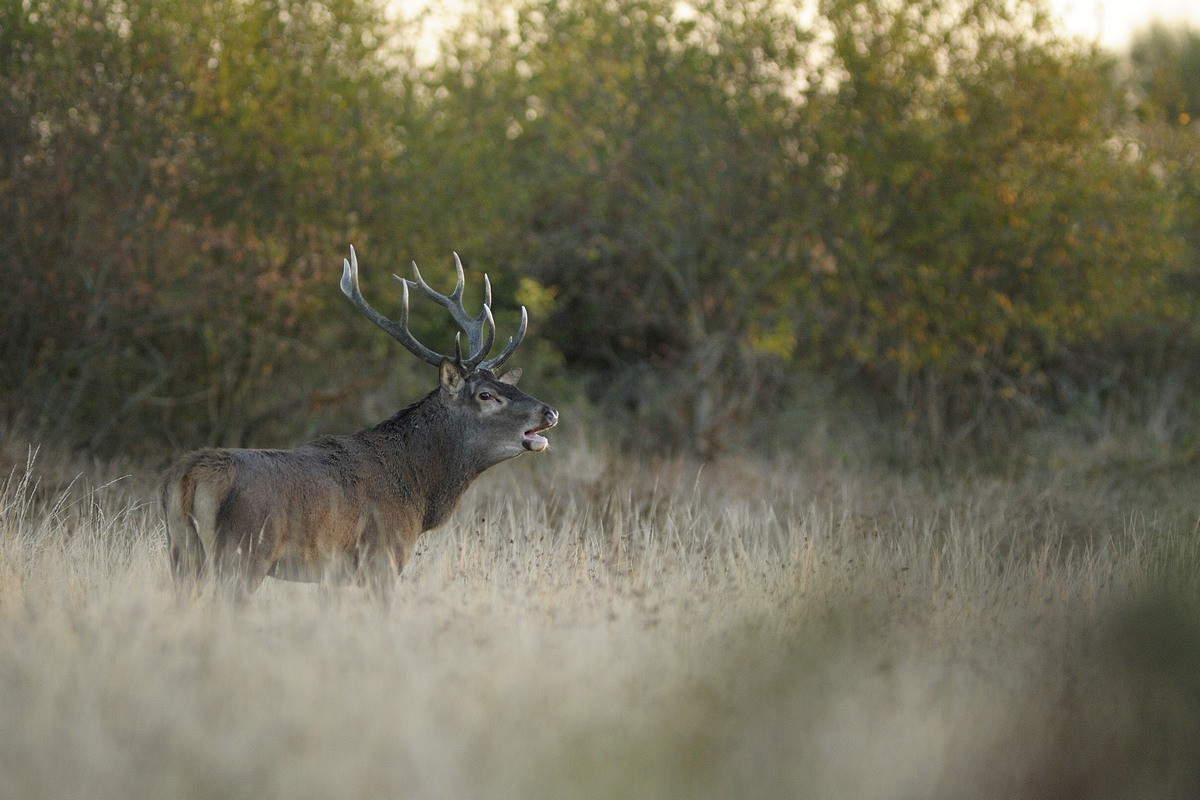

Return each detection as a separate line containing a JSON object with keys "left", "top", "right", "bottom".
{"left": 1, "top": 0, "right": 407, "bottom": 451}
{"left": 1129, "top": 22, "right": 1200, "bottom": 124}
{"left": 1125, "top": 24, "right": 1200, "bottom": 343}
{"left": 418, "top": 0, "right": 1197, "bottom": 455}
{"left": 797, "top": 0, "right": 1189, "bottom": 447}
{"left": 414, "top": 0, "right": 814, "bottom": 454}
{"left": 1108, "top": 25, "right": 1200, "bottom": 460}
{"left": 2, "top": 0, "right": 1197, "bottom": 460}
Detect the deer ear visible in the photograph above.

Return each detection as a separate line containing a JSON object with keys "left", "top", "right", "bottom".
{"left": 439, "top": 359, "right": 466, "bottom": 393}
{"left": 497, "top": 368, "right": 522, "bottom": 386}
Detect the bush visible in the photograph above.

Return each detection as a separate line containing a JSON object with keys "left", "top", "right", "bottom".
{"left": 0, "top": 0, "right": 411, "bottom": 452}
{"left": 3, "top": 0, "right": 1197, "bottom": 461}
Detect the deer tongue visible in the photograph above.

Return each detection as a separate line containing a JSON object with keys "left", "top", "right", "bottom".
{"left": 522, "top": 429, "right": 549, "bottom": 452}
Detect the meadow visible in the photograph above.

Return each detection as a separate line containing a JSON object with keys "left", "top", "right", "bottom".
{"left": 1, "top": 422, "right": 1199, "bottom": 800}
{"left": 6, "top": 2, "right": 1200, "bottom": 797}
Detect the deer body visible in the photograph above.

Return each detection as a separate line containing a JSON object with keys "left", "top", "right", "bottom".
{"left": 162, "top": 249, "right": 557, "bottom": 597}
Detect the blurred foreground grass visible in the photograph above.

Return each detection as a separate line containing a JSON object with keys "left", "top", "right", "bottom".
{"left": 1, "top": 430, "right": 1199, "bottom": 799}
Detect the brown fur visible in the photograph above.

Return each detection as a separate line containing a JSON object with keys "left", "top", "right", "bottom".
{"left": 161, "top": 366, "right": 557, "bottom": 598}
{"left": 163, "top": 250, "right": 556, "bottom": 598}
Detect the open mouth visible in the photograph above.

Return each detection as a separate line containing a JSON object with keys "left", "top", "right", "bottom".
{"left": 522, "top": 423, "right": 554, "bottom": 452}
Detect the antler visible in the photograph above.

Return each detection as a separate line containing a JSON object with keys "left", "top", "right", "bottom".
{"left": 340, "top": 246, "right": 527, "bottom": 372}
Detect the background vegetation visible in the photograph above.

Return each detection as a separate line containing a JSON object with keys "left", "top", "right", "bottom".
{"left": 4, "top": 2, "right": 1200, "bottom": 796}
{"left": 3, "top": 0, "right": 1199, "bottom": 461}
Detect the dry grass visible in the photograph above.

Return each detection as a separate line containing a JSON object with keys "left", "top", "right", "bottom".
{"left": 1, "top": 432, "right": 1199, "bottom": 800}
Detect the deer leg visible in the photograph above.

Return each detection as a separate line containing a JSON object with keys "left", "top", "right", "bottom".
{"left": 167, "top": 515, "right": 207, "bottom": 592}
{"left": 211, "top": 519, "right": 274, "bottom": 602}
{"left": 354, "top": 549, "right": 397, "bottom": 604}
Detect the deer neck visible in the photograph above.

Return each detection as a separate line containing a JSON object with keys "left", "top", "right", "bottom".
{"left": 358, "top": 393, "right": 486, "bottom": 532}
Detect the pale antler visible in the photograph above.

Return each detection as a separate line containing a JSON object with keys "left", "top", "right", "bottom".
{"left": 340, "top": 246, "right": 527, "bottom": 372}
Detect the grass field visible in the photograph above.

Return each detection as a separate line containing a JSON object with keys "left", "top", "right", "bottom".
{"left": 2, "top": 428, "right": 1199, "bottom": 799}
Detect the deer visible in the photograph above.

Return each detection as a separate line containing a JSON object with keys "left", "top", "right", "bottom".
{"left": 161, "top": 247, "right": 558, "bottom": 598}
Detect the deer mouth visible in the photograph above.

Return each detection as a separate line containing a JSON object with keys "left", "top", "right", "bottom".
{"left": 522, "top": 423, "right": 553, "bottom": 452}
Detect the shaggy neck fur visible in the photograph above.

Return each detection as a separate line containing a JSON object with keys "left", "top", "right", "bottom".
{"left": 356, "top": 389, "right": 492, "bottom": 532}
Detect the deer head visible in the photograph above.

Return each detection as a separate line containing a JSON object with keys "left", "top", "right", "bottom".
{"left": 340, "top": 246, "right": 556, "bottom": 461}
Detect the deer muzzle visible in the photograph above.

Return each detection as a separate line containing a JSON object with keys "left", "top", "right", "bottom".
{"left": 522, "top": 406, "right": 559, "bottom": 452}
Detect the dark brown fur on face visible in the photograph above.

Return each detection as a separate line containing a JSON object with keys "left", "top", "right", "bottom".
{"left": 161, "top": 250, "right": 557, "bottom": 598}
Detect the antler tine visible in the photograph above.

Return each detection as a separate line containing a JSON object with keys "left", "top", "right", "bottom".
{"left": 403, "top": 254, "right": 496, "bottom": 368}
{"left": 458, "top": 304, "right": 495, "bottom": 368}
{"left": 452, "top": 253, "right": 497, "bottom": 368}
{"left": 409, "top": 259, "right": 463, "bottom": 303}
{"left": 445, "top": 253, "right": 493, "bottom": 317}
{"left": 450, "top": 252, "right": 466, "bottom": 302}
{"left": 343, "top": 247, "right": 524, "bottom": 372}
{"left": 478, "top": 305, "right": 528, "bottom": 372}
{"left": 341, "top": 246, "right": 443, "bottom": 367}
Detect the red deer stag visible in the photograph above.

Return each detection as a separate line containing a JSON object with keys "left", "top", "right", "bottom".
{"left": 161, "top": 247, "right": 558, "bottom": 597}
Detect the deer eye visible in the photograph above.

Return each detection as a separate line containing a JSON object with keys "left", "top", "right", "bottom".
{"left": 477, "top": 391, "right": 494, "bottom": 402}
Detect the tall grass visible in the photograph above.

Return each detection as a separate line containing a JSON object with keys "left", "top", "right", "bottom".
{"left": 1, "top": 432, "right": 1198, "bottom": 799}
